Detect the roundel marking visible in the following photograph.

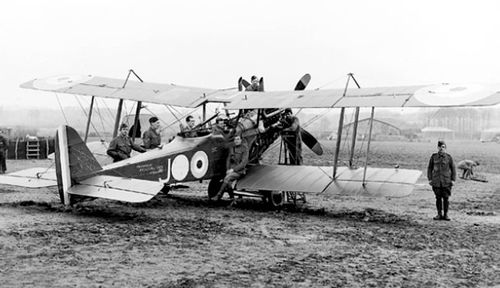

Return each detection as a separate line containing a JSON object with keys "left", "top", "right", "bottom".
{"left": 32, "top": 74, "right": 94, "bottom": 90}
{"left": 190, "top": 151, "right": 209, "bottom": 179}
{"left": 414, "top": 83, "right": 493, "bottom": 106}
{"left": 171, "top": 154, "right": 189, "bottom": 181}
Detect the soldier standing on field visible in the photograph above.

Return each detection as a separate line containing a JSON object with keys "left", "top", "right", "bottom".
{"left": 427, "top": 140, "right": 456, "bottom": 221}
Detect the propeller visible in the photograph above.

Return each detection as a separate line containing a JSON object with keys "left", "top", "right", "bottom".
{"left": 292, "top": 73, "right": 323, "bottom": 155}
{"left": 238, "top": 77, "right": 250, "bottom": 91}
{"left": 294, "top": 73, "right": 311, "bottom": 91}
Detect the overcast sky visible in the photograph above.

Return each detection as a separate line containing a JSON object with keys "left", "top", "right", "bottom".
{"left": 1, "top": 0, "right": 500, "bottom": 109}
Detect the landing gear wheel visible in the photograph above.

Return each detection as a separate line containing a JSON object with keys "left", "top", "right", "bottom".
{"left": 266, "top": 191, "right": 285, "bottom": 209}
{"left": 161, "top": 184, "right": 170, "bottom": 194}
{"left": 208, "top": 177, "right": 223, "bottom": 199}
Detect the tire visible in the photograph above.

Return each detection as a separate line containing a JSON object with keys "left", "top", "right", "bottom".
{"left": 266, "top": 191, "right": 284, "bottom": 208}
{"left": 208, "top": 177, "right": 223, "bottom": 199}
{"left": 161, "top": 184, "right": 170, "bottom": 194}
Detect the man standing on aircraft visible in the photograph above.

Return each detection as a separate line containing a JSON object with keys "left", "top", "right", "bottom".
{"left": 212, "top": 135, "right": 249, "bottom": 204}
{"left": 143, "top": 116, "right": 162, "bottom": 149}
{"left": 180, "top": 115, "right": 197, "bottom": 137}
{"left": 281, "top": 109, "right": 303, "bottom": 165}
{"left": 107, "top": 123, "right": 146, "bottom": 162}
{"left": 0, "top": 130, "right": 8, "bottom": 174}
{"left": 457, "top": 159, "right": 479, "bottom": 180}
{"left": 246, "top": 75, "right": 260, "bottom": 91}
{"left": 427, "top": 140, "right": 456, "bottom": 221}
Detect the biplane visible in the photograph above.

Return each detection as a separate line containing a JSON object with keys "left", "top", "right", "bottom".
{"left": 1, "top": 70, "right": 500, "bottom": 208}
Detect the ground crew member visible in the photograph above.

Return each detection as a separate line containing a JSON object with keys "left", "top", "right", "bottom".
{"left": 107, "top": 123, "right": 146, "bottom": 162}
{"left": 180, "top": 115, "right": 197, "bottom": 137}
{"left": 457, "top": 159, "right": 479, "bottom": 179}
{"left": 212, "top": 117, "right": 229, "bottom": 139}
{"left": 0, "top": 131, "right": 8, "bottom": 174}
{"left": 212, "top": 135, "right": 249, "bottom": 204}
{"left": 427, "top": 140, "right": 456, "bottom": 221}
{"left": 281, "top": 109, "right": 302, "bottom": 165}
{"left": 143, "top": 116, "right": 162, "bottom": 149}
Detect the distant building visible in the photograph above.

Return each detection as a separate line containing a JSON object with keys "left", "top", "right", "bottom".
{"left": 423, "top": 108, "right": 498, "bottom": 140}
{"left": 480, "top": 128, "right": 500, "bottom": 142}
{"left": 421, "top": 127, "right": 454, "bottom": 140}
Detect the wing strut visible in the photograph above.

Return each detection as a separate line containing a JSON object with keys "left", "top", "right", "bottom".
{"left": 362, "top": 107, "right": 375, "bottom": 186}
{"left": 347, "top": 73, "right": 362, "bottom": 168}
{"left": 112, "top": 69, "right": 144, "bottom": 138}
{"left": 332, "top": 107, "right": 344, "bottom": 179}
{"left": 333, "top": 73, "right": 359, "bottom": 179}
{"left": 113, "top": 69, "right": 135, "bottom": 138}
{"left": 130, "top": 70, "right": 144, "bottom": 143}
{"left": 84, "top": 96, "right": 95, "bottom": 142}
{"left": 112, "top": 99, "right": 124, "bottom": 138}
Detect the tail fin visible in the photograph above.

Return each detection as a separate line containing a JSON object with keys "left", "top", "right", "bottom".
{"left": 55, "top": 125, "right": 102, "bottom": 205}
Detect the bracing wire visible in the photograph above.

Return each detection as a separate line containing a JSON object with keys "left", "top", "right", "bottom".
{"left": 165, "top": 105, "right": 181, "bottom": 122}
{"left": 357, "top": 115, "right": 372, "bottom": 158}
{"left": 99, "top": 98, "right": 117, "bottom": 123}
{"left": 312, "top": 75, "right": 347, "bottom": 90}
{"left": 341, "top": 109, "right": 355, "bottom": 154}
{"left": 73, "top": 96, "right": 103, "bottom": 140}
{"left": 93, "top": 100, "right": 108, "bottom": 136}
{"left": 143, "top": 106, "right": 178, "bottom": 133}
{"left": 55, "top": 93, "right": 69, "bottom": 124}
{"left": 160, "top": 106, "right": 201, "bottom": 133}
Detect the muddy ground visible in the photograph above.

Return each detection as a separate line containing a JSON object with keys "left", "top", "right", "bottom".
{"left": 0, "top": 140, "right": 499, "bottom": 287}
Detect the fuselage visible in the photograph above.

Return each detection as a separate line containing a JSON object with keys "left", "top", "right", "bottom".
{"left": 97, "top": 134, "right": 229, "bottom": 184}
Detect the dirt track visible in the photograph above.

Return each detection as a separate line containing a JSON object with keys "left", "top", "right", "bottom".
{"left": 1, "top": 141, "right": 499, "bottom": 287}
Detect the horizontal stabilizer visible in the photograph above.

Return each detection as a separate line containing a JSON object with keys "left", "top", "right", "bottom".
{"left": 68, "top": 175, "right": 163, "bottom": 203}
{"left": 0, "top": 168, "right": 57, "bottom": 188}
{"left": 236, "top": 165, "right": 421, "bottom": 197}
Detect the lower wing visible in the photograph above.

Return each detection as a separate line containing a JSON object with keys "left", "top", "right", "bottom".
{"left": 236, "top": 165, "right": 422, "bottom": 197}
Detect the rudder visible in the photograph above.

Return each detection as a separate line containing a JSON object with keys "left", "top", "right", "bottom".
{"left": 55, "top": 125, "right": 102, "bottom": 205}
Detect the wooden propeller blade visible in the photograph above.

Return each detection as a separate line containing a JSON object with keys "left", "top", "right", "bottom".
{"left": 258, "top": 77, "right": 264, "bottom": 91}
{"left": 300, "top": 127, "right": 323, "bottom": 155}
{"left": 241, "top": 78, "right": 250, "bottom": 89}
{"left": 294, "top": 73, "right": 311, "bottom": 91}
{"left": 238, "top": 77, "right": 243, "bottom": 91}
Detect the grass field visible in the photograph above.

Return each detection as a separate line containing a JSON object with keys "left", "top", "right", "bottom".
{"left": 264, "top": 139, "right": 500, "bottom": 174}
{"left": 0, "top": 140, "right": 499, "bottom": 287}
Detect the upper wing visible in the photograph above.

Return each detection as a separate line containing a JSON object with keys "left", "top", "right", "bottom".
{"left": 225, "top": 83, "right": 500, "bottom": 109}
{"left": 21, "top": 75, "right": 237, "bottom": 108}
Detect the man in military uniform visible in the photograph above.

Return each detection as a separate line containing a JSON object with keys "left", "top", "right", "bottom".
{"left": 427, "top": 140, "right": 456, "bottom": 221}
{"left": 281, "top": 109, "right": 302, "bottom": 165}
{"left": 0, "top": 130, "right": 8, "bottom": 174}
{"left": 180, "top": 115, "right": 197, "bottom": 137}
{"left": 143, "top": 116, "right": 162, "bottom": 149}
{"left": 107, "top": 123, "right": 146, "bottom": 162}
{"left": 212, "top": 117, "right": 229, "bottom": 139}
{"left": 246, "top": 75, "right": 260, "bottom": 91}
{"left": 213, "top": 135, "right": 249, "bottom": 204}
